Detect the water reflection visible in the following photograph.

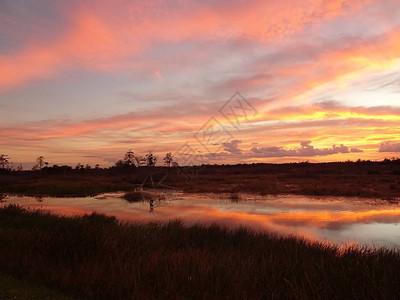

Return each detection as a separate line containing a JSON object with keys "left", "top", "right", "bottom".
{"left": 2, "top": 193, "right": 400, "bottom": 247}
{"left": 0, "top": 194, "right": 7, "bottom": 203}
{"left": 149, "top": 199, "right": 154, "bottom": 214}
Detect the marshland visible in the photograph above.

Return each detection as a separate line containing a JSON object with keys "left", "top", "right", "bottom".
{"left": 1, "top": 161, "right": 400, "bottom": 298}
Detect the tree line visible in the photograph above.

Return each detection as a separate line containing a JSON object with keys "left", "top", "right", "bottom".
{"left": 0, "top": 150, "right": 177, "bottom": 172}
{"left": 115, "top": 150, "right": 176, "bottom": 168}
{"left": 2, "top": 150, "right": 400, "bottom": 172}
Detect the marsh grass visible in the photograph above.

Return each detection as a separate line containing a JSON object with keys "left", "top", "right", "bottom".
{"left": 2, "top": 162, "right": 400, "bottom": 199}
{"left": 0, "top": 175, "right": 135, "bottom": 197}
{"left": 0, "top": 272, "right": 72, "bottom": 300}
{"left": 0, "top": 205, "right": 399, "bottom": 299}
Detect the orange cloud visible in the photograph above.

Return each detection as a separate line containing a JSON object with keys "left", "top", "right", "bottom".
{"left": 0, "top": 0, "right": 375, "bottom": 91}
{"left": 0, "top": 12, "right": 120, "bottom": 90}
{"left": 1, "top": 0, "right": 399, "bottom": 165}
{"left": 6, "top": 194, "right": 400, "bottom": 245}
{"left": 2, "top": 98, "right": 400, "bottom": 165}
{"left": 221, "top": 28, "right": 400, "bottom": 113}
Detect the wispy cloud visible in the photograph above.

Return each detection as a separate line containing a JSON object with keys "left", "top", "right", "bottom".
{"left": 0, "top": 0, "right": 376, "bottom": 91}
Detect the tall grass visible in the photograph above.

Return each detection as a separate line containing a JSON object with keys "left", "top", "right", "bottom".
{"left": 0, "top": 271, "right": 72, "bottom": 299}
{"left": 0, "top": 205, "right": 399, "bottom": 299}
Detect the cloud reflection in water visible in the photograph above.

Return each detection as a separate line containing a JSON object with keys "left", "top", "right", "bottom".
{"left": 3, "top": 193, "right": 400, "bottom": 247}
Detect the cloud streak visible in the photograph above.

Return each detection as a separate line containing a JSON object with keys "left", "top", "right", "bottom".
{"left": 250, "top": 141, "right": 363, "bottom": 158}
{"left": 379, "top": 141, "right": 400, "bottom": 153}
{"left": 0, "top": 0, "right": 376, "bottom": 91}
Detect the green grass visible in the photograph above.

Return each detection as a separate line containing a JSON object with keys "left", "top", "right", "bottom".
{"left": 0, "top": 205, "right": 400, "bottom": 299}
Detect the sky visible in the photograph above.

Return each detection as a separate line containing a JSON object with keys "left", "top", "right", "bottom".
{"left": 0, "top": 0, "right": 399, "bottom": 168}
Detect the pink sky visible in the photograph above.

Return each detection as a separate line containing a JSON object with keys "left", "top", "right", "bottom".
{"left": 0, "top": 0, "right": 399, "bottom": 168}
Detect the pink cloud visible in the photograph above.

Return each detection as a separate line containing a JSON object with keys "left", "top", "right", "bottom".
{"left": 250, "top": 141, "right": 363, "bottom": 157}
{"left": 379, "top": 141, "right": 400, "bottom": 152}
{"left": 0, "top": 0, "right": 375, "bottom": 91}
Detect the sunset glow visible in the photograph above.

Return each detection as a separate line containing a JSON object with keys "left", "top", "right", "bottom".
{"left": 5, "top": 193, "right": 400, "bottom": 246}
{"left": 1, "top": 0, "right": 399, "bottom": 167}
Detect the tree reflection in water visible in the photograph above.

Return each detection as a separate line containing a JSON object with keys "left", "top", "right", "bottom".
{"left": 149, "top": 199, "right": 154, "bottom": 214}
{"left": 0, "top": 194, "right": 7, "bottom": 203}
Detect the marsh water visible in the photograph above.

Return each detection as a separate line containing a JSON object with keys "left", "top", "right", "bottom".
{"left": 2, "top": 192, "right": 400, "bottom": 247}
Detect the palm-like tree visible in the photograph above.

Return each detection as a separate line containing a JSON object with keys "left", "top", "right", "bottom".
{"left": 123, "top": 149, "right": 136, "bottom": 166}
{"left": 0, "top": 154, "right": 10, "bottom": 169}
{"left": 146, "top": 151, "right": 157, "bottom": 167}
{"left": 163, "top": 153, "right": 173, "bottom": 167}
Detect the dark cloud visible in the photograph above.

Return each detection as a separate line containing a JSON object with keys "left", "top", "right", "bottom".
{"left": 251, "top": 141, "right": 363, "bottom": 157}
{"left": 222, "top": 139, "right": 242, "bottom": 155}
{"left": 379, "top": 141, "right": 400, "bottom": 152}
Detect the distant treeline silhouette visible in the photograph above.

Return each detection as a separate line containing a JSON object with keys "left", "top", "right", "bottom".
{"left": 0, "top": 149, "right": 400, "bottom": 173}
{"left": 0, "top": 150, "right": 179, "bottom": 172}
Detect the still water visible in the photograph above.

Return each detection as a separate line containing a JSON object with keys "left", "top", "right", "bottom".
{"left": 1, "top": 192, "right": 400, "bottom": 247}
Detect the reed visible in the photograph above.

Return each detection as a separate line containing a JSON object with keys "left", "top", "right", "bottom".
{"left": 0, "top": 205, "right": 399, "bottom": 299}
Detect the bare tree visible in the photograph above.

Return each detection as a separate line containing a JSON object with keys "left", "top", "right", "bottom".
{"left": 0, "top": 154, "right": 10, "bottom": 169}
{"left": 36, "top": 156, "right": 45, "bottom": 170}
{"left": 163, "top": 152, "right": 173, "bottom": 167}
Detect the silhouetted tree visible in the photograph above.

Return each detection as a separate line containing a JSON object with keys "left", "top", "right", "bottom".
{"left": 115, "top": 150, "right": 138, "bottom": 168}
{"left": 0, "top": 154, "right": 10, "bottom": 169}
{"left": 163, "top": 153, "right": 173, "bottom": 167}
{"left": 146, "top": 151, "right": 157, "bottom": 167}
{"left": 134, "top": 156, "right": 147, "bottom": 167}
{"left": 0, "top": 194, "right": 7, "bottom": 203}
{"left": 36, "top": 156, "right": 45, "bottom": 170}
{"left": 115, "top": 160, "right": 125, "bottom": 168}
{"left": 95, "top": 164, "right": 100, "bottom": 169}
{"left": 123, "top": 149, "right": 136, "bottom": 167}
